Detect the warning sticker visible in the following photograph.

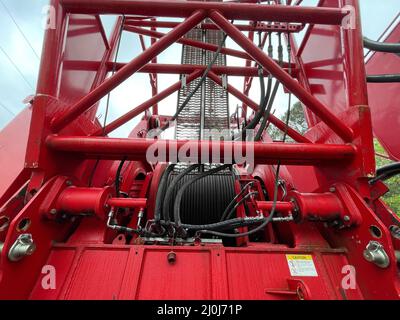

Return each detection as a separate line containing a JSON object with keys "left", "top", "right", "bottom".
{"left": 286, "top": 254, "right": 318, "bottom": 277}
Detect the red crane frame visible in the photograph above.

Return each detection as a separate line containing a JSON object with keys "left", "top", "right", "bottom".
{"left": 0, "top": 0, "right": 399, "bottom": 300}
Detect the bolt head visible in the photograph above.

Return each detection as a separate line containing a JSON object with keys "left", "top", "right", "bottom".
{"left": 167, "top": 251, "right": 176, "bottom": 264}
{"left": 343, "top": 215, "right": 350, "bottom": 222}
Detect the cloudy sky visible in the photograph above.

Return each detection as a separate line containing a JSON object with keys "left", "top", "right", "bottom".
{"left": 0, "top": 0, "right": 399, "bottom": 137}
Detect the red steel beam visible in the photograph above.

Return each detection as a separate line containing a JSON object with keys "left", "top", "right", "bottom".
{"left": 46, "top": 135, "right": 356, "bottom": 165}
{"left": 124, "top": 25, "right": 251, "bottom": 61}
{"left": 50, "top": 10, "right": 207, "bottom": 132}
{"left": 207, "top": 71, "right": 310, "bottom": 144}
{"left": 93, "top": 70, "right": 202, "bottom": 136}
{"left": 150, "top": 17, "right": 158, "bottom": 115}
{"left": 108, "top": 63, "right": 295, "bottom": 77}
{"left": 60, "top": 0, "right": 348, "bottom": 25}
{"left": 209, "top": 10, "right": 354, "bottom": 142}
{"left": 124, "top": 19, "right": 304, "bottom": 32}
{"left": 241, "top": 27, "right": 255, "bottom": 116}
{"left": 63, "top": 61, "right": 296, "bottom": 76}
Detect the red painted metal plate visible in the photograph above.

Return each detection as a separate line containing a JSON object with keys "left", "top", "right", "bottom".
{"left": 30, "top": 245, "right": 363, "bottom": 300}
{"left": 366, "top": 22, "right": 400, "bottom": 161}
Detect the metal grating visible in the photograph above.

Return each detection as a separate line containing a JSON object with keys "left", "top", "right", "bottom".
{"left": 175, "top": 17, "right": 230, "bottom": 171}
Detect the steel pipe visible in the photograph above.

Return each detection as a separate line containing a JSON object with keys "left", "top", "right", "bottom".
{"left": 46, "top": 135, "right": 356, "bottom": 165}
{"left": 124, "top": 19, "right": 304, "bottom": 32}
{"left": 108, "top": 197, "right": 147, "bottom": 208}
{"left": 256, "top": 201, "right": 295, "bottom": 212}
{"left": 60, "top": 0, "right": 349, "bottom": 25}
{"left": 63, "top": 61, "right": 295, "bottom": 77}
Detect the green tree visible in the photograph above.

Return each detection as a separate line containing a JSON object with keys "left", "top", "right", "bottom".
{"left": 268, "top": 102, "right": 399, "bottom": 215}
{"left": 268, "top": 101, "right": 307, "bottom": 141}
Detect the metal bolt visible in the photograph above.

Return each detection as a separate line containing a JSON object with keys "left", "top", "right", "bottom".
{"left": 167, "top": 251, "right": 176, "bottom": 264}
{"left": 343, "top": 215, "right": 350, "bottom": 222}
{"left": 8, "top": 234, "right": 36, "bottom": 262}
{"left": 329, "top": 187, "right": 336, "bottom": 193}
{"left": 50, "top": 208, "right": 57, "bottom": 215}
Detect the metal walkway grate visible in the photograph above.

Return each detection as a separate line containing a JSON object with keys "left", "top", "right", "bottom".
{"left": 175, "top": 16, "right": 230, "bottom": 171}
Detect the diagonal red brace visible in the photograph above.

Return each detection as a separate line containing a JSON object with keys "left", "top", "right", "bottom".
{"left": 93, "top": 70, "right": 202, "bottom": 136}
{"left": 124, "top": 25, "right": 294, "bottom": 68}
{"left": 209, "top": 10, "right": 354, "bottom": 142}
{"left": 50, "top": 10, "right": 207, "bottom": 132}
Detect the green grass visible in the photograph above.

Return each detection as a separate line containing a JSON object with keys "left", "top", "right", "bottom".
{"left": 374, "top": 139, "right": 400, "bottom": 215}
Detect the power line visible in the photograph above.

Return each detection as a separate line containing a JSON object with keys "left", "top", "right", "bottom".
{"left": 0, "top": 101, "right": 15, "bottom": 116}
{"left": 0, "top": 0, "right": 40, "bottom": 60}
{"left": 0, "top": 45, "right": 35, "bottom": 91}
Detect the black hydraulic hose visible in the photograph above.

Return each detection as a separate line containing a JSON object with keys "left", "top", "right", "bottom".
{"left": 243, "top": 71, "right": 272, "bottom": 131}
{"left": 254, "top": 79, "right": 280, "bottom": 141}
{"left": 246, "top": 69, "right": 266, "bottom": 129}
{"left": 232, "top": 32, "right": 273, "bottom": 142}
{"left": 154, "top": 164, "right": 176, "bottom": 223}
{"left": 243, "top": 32, "right": 270, "bottom": 132}
{"left": 254, "top": 33, "right": 284, "bottom": 141}
{"left": 196, "top": 33, "right": 291, "bottom": 238}
{"left": 363, "top": 37, "right": 400, "bottom": 53}
{"left": 377, "top": 162, "right": 400, "bottom": 177}
{"left": 196, "top": 169, "right": 280, "bottom": 238}
{"left": 162, "top": 164, "right": 200, "bottom": 224}
{"left": 115, "top": 157, "right": 127, "bottom": 198}
{"left": 181, "top": 216, "right": 265, "bottom": 231}
{"left": 173, "top": 164, "right": 231, "bottom": 230}
{"left": 224, "top": 191, "right": 259, "bottom": 221}
{"left": 367, "top": 74, "right": 400, "bottom": 83}
{"left": 220, "top": 181, "right": 255, "bottom": 221}
{"left": 370, "top": 162, "right": 400, "bottom": 184}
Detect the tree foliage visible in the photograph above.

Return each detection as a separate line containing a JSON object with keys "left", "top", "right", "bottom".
{"left": 268, "top": 102, "right": 399, "bottom": 215}
{"left": 374, "top": 140, "right": 400, "bottom": 215}
{"left": 267, "top": 101, "right": 307, "bottom": 141}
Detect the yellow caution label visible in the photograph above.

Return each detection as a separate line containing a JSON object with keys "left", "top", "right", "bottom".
{"left": 286, "top": 254, "right": 318, "bottom": 277}
{"left": 286, "top": 254, "right": 313, "bottom": 261}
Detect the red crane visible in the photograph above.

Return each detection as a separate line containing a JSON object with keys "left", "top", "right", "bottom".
{"left": 0, "top": 0, "right": 399, "bottom": 300}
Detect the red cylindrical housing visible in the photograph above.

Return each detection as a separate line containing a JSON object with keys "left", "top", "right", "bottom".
{"left": 288, "top": 191, "right": 345, "bottom": 222}
{"left": 56, "top": 186, "right": 113, "bottom": 218}
{"left": 107, "top": 198, "right": 147, "bottom": 208}
{"left": 256, "top": 201, "right": 295, "bottom": 213}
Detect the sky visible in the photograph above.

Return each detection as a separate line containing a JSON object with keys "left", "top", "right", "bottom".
{"left": 0, "top": 0, "right": 399, "bottom": 137}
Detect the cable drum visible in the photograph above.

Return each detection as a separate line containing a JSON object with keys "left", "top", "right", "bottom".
{"left": 165, "top": 172, "right": 236, "bottom": 226}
